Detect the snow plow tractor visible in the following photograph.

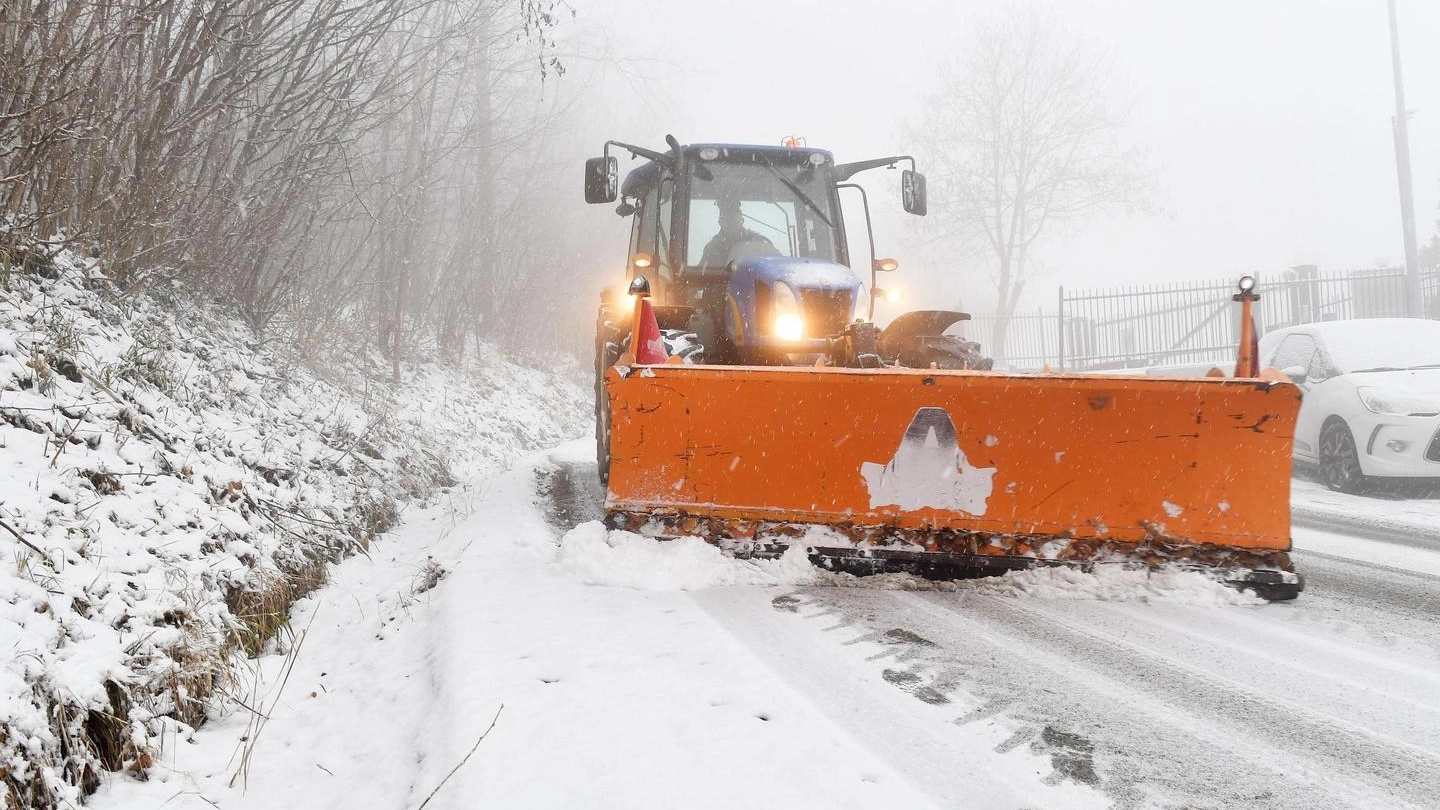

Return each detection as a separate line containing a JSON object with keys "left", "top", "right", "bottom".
{"left": 586, "top": 136, "right": 1304, "bottom": 600}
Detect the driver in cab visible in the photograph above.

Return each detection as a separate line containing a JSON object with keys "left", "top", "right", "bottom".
{"left": 699, "top": 198, "right": 773, "bottom": 269}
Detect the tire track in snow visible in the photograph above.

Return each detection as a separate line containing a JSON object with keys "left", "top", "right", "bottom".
{"left": 1286, "top": 551, "right": 1440, "bottom": 665}
{"left": 1092, "top": 599, "right": 1440, "bottom": 713}
{"left": 914, "top": 592, "right": 1440, "bottom": 810}
{"left": 1290, "top": 510, "right": 1440, "bottom": 549}
{"left": 1294, "top": 550, "right": 1440, "bottom": 619}
{"left": 688, "top": 587, "right": 1110, "bottom": 810}
{"left": 894, "top": 592, "right": 1409, "bottom": 810}
{"left": 716, "top": 588, "right": 1380, "bottom": 810}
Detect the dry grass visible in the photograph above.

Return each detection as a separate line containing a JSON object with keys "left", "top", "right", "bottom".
{"left": 412, "top": 557, "right": 447, "bottom": 594}
{"left": 1, "top": 554, "right": 330, "bottom": 810}
{"left": 224, "top": 557, "right": 329, "bottom": 658}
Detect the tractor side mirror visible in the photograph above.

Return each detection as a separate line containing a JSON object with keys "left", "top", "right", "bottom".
{"left": 585, "top": 156, "right": 618, "bottom": 204}
{"left": 901, "top": 169, "right": 927, "bottom": 216}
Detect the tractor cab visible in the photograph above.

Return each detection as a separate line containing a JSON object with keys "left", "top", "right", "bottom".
{"left": 615, "top": 144, "right": 846, "bottom": 290}
{"left": 587, "top": 137, "right": 930, "bottom": 364}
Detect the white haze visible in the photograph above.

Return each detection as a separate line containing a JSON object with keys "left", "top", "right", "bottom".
{"left": 566, "top": 0, "right": 1440, "bottom": 313}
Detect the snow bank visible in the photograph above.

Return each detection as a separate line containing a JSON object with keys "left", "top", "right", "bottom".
{"left": 557, "top": 522, "right": 819, "bottom": 589}
{"left": 955, "top": 565, "right": 1265, "bottom": 606}
{"left": 0, "top": 245, "right": 587, "bottom": 809}
{"left": 813, "top": 564, "right": 1262, "bottom": 605}
{"left": 557, "top": 521, "right": 1258, "bottom": 606}
{"left": 93, "top": 447, "right": 953, "bottom": 810}
{"left": 1291, "top": 478, "right": 1440, "bottom": 541}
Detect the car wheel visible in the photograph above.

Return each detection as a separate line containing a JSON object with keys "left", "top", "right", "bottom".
{"left": 1318, "top": 419, "right": 1367, "bottom": 494}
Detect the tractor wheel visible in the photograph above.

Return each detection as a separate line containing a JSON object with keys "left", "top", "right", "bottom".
{"left": 595, "top": 311, "right": 624, "bottom": 486}
{"left": 1318, "top": 418, "right": 1368, "bottom": 494}
{"left": 644, "top": 329, "right": 706, "bottom": 363}
{"left": 596, "top": 325, "right": 704, "bottom": 486}
{"left": 917, "top": 335, "right": 994, "bottom": 370}
{"left": 618, "top": 328, "right": 706, "bottom": 364}
{"left": 880, "top": 334, "right": 994, "bottom": 370}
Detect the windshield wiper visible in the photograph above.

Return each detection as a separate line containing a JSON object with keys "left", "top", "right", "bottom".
{"left": 1350, "top": 367, "right": 1404, "bottom": 373}
{"left": 1405, "top": 364, "right": 1440, "bottom": 370}
{"left": 760, "top": 159, "right": 832, "bottom": 227}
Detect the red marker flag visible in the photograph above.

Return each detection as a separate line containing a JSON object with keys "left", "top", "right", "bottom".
{"left": 634, "top": 298, "right": 667, "bottom": 364}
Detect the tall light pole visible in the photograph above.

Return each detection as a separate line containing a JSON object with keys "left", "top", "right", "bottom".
{"left": 1388, "top": 0, "right": 1424, "bottom": 317}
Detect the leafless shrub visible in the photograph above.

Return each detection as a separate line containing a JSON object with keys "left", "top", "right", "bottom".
{"left": 913, "top": 7, "right": 1150, "bottom": 357}
{"left": 2, "top": 0, "right": 579, "bottom": 368}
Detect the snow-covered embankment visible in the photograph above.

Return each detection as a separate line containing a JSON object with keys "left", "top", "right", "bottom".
{"left": 0, "top": 246, "right": 587, "bottom": 809}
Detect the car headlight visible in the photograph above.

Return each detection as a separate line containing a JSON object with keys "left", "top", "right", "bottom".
{"left": 1357, "top": 387, "right": 1440, "bottom": 417}
{"left": 772, "top": 282, "right": 804, "bottom": 341}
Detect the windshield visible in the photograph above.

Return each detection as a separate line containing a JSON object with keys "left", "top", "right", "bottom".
{"left": 1319, "top": 319, "right": 1440, "bottom": 373}
{"left": 686, "top": 159, "right": 839, "bottom": 269}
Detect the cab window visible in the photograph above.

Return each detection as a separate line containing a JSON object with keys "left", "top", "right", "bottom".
{"left": 635, "top": 187, "right": 657, "bottom": 262}
{"left": 656, "top": 178, "right": 674, "bottom": 281}
{"left": 687, "top": 199, "right": 796, "bottom": 267}
{"left": 630, "top": 180, "right": 676, "bottom": 283}
{"left": 684, "top": 160, "right": 838, "bottom": 270}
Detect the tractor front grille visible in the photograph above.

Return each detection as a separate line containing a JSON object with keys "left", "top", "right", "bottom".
{"left": 801, "top": 290, "right": 854, "bottom": 338}
{"left": 1427, "top": 428, "right": 1440, "bottom": 463}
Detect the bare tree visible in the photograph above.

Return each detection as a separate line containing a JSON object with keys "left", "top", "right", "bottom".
{"left": 2, "top": 0, "right": 583, "bottom": 372}
{"left": 916, "top": 7, "right": 1148, "bottom": 358}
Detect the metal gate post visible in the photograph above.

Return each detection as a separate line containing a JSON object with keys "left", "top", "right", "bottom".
{"left": 1056, "top": 285, "right": 1066, "bottom": 370}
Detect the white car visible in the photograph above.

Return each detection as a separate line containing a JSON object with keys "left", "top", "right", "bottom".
{"left": 1258, "top": 318, "right": 1440, "bottom": 493}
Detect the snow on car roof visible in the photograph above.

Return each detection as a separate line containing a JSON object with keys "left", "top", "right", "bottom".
{"left": 1279, "top": 318, "right": 1440, "bottom": 371}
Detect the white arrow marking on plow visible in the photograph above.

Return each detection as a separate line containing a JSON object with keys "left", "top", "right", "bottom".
{"left": 860, "top": 407, "right": 996, "bottom": 515}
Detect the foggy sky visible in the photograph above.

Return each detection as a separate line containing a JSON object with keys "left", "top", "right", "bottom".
{"left": 568, "top": 0, "right": 1440, "bottom": 311}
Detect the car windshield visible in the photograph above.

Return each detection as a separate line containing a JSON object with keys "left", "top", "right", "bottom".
{"left": 686, "top": 157, "right": 839, "bottom": 268}
{"left": 1319, "top": 320, "right": 1440, "bottom": 373}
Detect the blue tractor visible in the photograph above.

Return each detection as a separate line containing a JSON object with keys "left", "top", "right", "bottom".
{"left": 586, "top": 136, "right": 991, "bottom": 482}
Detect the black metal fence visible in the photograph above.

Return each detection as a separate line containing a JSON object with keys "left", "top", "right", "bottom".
{"left": 967, "top": 267, "right": 1440, "bottom": 370}
{"left": 948, "top": 310, "right": 1059, "bottom": 369}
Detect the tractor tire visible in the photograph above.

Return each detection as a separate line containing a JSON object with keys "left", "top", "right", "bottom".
{"left": 1318, "top": 418, "right": 1368, "bottom": 494}
{"left": 884, "top": 334, "right": 994, "bottom": 370}
{"left": 595, "top": 324, "right": 705, "bottom": 486}
{"left": 643, "top": 329, "right": 706, "bottom": 363}
{"left": 920, "top": 335, "right": 994, "bottom": 371}
{"left": 595, "top": 311, "right": 624, "bottom": 486}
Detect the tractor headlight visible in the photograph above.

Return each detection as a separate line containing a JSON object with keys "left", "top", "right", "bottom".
{"left": 775, "top": 313, "right": 804, "bottom": 341}
{"left": 1358, "top": 387, "right": 1440, "bottom": 417}
{"left": 772, "top": 282, "right": 804, "bottom": 341}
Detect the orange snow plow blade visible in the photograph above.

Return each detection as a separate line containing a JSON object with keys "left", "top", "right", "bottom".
{"left": 604, "top": 365, "right": 1304, "bottom": 598}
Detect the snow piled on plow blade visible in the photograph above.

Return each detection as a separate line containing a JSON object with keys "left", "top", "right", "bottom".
{"left": 558, "top": 522, "right": 820, "bottom": 589}
{"left": 558, "top": 522, "right": 1262, "bottom": 606}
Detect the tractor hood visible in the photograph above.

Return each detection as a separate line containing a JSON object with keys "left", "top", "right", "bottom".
{"left": 724, "top": 256, "right": 862, "bottom": 350}
{"left": 729, "top": 255, "right": 861, "bottom": 292}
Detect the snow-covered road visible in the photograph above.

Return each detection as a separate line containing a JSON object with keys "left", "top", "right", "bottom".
{"left": 693, "top": 534, "right": 1440, "bottom": 810}
{"left": 540, "top": 450, "right": 1440, "bottom": 809}
{"left": 565, "top": 457, "right": 1440, "bottom": 809}
{"left": 95, "top": 444, "right": 1440, "bottom": 810}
